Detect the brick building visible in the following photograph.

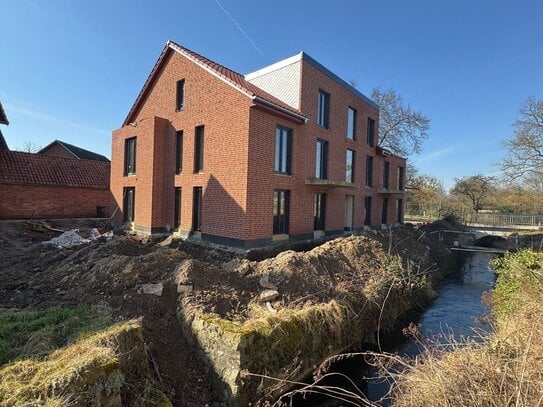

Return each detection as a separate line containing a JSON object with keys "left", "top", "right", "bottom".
{"left": 111, "top": 41, "right": 406, "bottom": 248}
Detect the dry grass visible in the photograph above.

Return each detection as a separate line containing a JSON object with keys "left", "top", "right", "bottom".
{"left": 386, "top": 250, "right": 543, "bottom": 407}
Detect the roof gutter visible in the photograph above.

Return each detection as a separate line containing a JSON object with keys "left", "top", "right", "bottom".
{"left": 252, "top": 96, "right": 308, "bottom": 124}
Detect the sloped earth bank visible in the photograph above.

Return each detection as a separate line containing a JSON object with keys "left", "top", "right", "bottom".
{"left": 0, "top": 219, "right": 465, "bottom": 406}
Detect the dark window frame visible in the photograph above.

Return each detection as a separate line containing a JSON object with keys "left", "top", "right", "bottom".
{"left": 123, "top": 187, "right": 135, "bottom": 223}
{"left": 346, "top": 149, "right": 355, "bottom": 183}
{"left": 367, "top": 118, "right": 375, "bottom": 147}
{"left": 175, "top": 130, "right": 183, "bottom": 174}
{"left": 174, "top": 187, "right": 182, "bottom": 229}
{"left": 383, "top": 161, "right": 390, "bottom": 190}
{"left": 365, "top": 155, "right": 374, "bottom": 187}
{"left": 176, "top": 79, "right": 185, "bottom": 111}
{"left": 382, "top": 198, "right": 389, "bottom": 224}
{"left": 347, "top": 107, "right": 357, "bottom": 140}
{"left": 397, "top": 199, "right": 403, "bottom": 223}
{"left": 364, "top": 196, "right": 372, "bottom": 226}
{"left": 124, "top": 137, "right": 137, "bottom": 176}
{"left": 194, "top": 125, "right": 204, "bottom": 173}
{"left": 315, "top": 138, "right": 328, "bottom": 179}
{"left": 317, "top": 89, "right": 330, "bottom": 129}
{"left": 192, "top": 186, "right": 203, "bottom": 232}
{"left": 273, "top": 189, "right": 290, "bottom": 235}
{"left": 314, "top": 192, "right": 326, "bottom": 231}
{"left": 274, "top": 125, "right": 293, "bottom": 175}
{"left": 398, "top": 166, "right": 405, "bottom": 190}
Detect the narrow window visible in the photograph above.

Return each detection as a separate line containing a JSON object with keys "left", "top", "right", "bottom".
{"left": 347, "top": 107, "right": 356, "bottom": 139}
{"left": 367, "top": 118, "right": 375, "bottom": 147}
{"left": 123, "top": 187, "right": 135, "bottom": 223}
{"left": 175, "top": 130, "right": 183, "bottom": 174}
{"left": 346, "top": 149, "right": 355, "bottom": 183}
{"left": 124, "top": 137, "right": 136, "bottom": 176}
{"left": 314, "top": 193, "right": 326, "bottom": 231}
{"left": 273, "top": 189, "right": 290, "bottom": 234}
{"left": 275, "top": 126, "right": 292, "bottom": 174}
{"left": 176, "top": 79, "right": 185, "bottom": 110}
{"left": 192, "top": 187, "right": 203, "bottom": 232}
{"left": 365, "top": 155, "right": 373, "bottom": 187}
{"left": 398, "top": 166, "right": 405, "bottom": 190}
{"left": 174, "top": 187, "right": 182, "bottom": 229}
{"left": 397, "top": 199, "right": 403, "bottom": 223}
{"left": 317, "top": 90, "right": 330, "bottom": 128}
{"left": 315, "top": 139, "right": 328, "bottom": 179}
{"left": 364, "top": 196, "right": 372, "bottom": 226}
{"left": 194, "top": 125, "right": 204, "bottom": 173}
{"left": 382, "top": 198, "right": 389, "bottom": 224}
{"left": 383, "top": 161, "right": 390, "bottom": 189}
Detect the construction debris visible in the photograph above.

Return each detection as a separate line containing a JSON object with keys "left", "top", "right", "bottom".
{"left": 43, "top": 229, "right": 90, "bottom": 249}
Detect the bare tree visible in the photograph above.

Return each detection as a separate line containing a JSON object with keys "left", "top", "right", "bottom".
{"left": 372, "top": 87, "right": 430, "bottom": 157}
{"left": 17, "top": 141, "right": 42, "bottom": 153}
{"left": 500, "top": 97, "right": 543, "bottom": 182}
{"left": 451, "top": 174, "right": 495, "bottom": 218}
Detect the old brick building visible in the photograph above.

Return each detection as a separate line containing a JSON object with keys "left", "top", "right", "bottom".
{"left": 111, "top": 41, "right": 405, "bottom": 248}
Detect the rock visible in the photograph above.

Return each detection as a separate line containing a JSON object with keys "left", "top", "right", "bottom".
{"left": 259, "top": 289, "right": 279, "bottom": 302}
{"left": 265, "top": 301, "right": 278, "bottom": 313}
{"left": 140, "top": 283, "right": 163, "bottom": 296}
{"left": 177, "top": 284, "right": 193, "bottom": 293}
{"left": 259, "top": 273, "right": 277, "bottom": 290}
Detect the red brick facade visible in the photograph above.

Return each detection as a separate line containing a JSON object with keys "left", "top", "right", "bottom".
{"left": 111, "top": 41, "right": 406, "bottom": 247}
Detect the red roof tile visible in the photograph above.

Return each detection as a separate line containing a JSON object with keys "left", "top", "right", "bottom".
{"left": 123, "top": 41, "right": 306, "bottom": 126}
{"left": 0, "top": 150, "right": 110, "bottom": 189}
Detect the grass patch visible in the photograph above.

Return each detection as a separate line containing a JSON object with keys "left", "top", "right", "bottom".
{"left": 0, "top": 304, "right": 113, "bottom": 366}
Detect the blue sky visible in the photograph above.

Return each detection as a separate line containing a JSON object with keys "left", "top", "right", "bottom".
{"left": 1, "top": 0, "right": 542, "bottom": 190}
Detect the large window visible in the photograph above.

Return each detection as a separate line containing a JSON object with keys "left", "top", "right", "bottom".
{"left": 317, "top": 90, "right": 330, "bottom": 128}
{"left": 175, "top": 130, "right": 183, "bottom": 174}
{"left": 364, "top": 196, "right": 372, "bottom": 226}
{"left": 398, "top": 166, "right": 405, "bottom": 190}
{"left": 397, "top": 199, "right": 403, "bottom": 223}
{"left": 383, "top": 161, "right": 390, "bottom": 189}
{"left": 176, "top": 79, "right": 185, "bottom": 111}
{"left": 367, "top": 118, "right": 375, "bottom": 147}
{"left": 315, "top": 139, "right": 328, "bottom": 179}
{"left": 124, "top": 137, "right": 136, "bottom": 176}
{"left": 346, "top": 149, "right": 355, "bottom": 183}
{"left": 194, "top": 125, "right": 204, "bottom": 173}
{"left": 192, "top": 187, "right": 202, "bottom": 232}
{"left": 314, "top": 193, "right": 326, "bottom": 231}
{"left": 365, "top": 155, "right": 373, "bottom": 187}
{"left": 382, "top": 198, "right": 389, "bottom": 224}
{"left": 275, "top": 126, "right": 292, "bottom": 174}
{"left": 347, "top": 107, "right": 356, "bottom": 139}
{"left": 174, "top": 187, "right": 182, "bottom": 229}
{"left": 273, "top": 190, "right": 290, "bottom": 234}
{"left": 123, "top": 187, "right": 135, "bottom": 223}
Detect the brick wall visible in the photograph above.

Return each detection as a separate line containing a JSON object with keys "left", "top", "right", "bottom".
{"left": 0, "top": 184, "right": 111, "bottom": 219}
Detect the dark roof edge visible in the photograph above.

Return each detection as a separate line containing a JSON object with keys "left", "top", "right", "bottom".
{"left": 38, "top": 140, "right": 78, "bottom": 159}
{"left": 300, "top": 52, "right": 380, "bottom": 111}
{"left": 0, "top": 102, "right": 9, "bottom": 125}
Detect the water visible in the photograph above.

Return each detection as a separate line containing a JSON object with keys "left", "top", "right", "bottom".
{"left": 367, "top": 252, "right": 496, "bottom": 402}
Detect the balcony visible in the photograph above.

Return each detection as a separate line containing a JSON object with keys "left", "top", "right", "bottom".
{"left": 306, "top": 178, "right": 358, "bottom": 188}
{"left": 378, "top": 188, "right": 405, "bottom": 194}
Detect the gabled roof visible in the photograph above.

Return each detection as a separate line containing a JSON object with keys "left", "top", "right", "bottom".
{"left": 38, "top": 140, "right": 110, "bottom": 162}
{"left": 0, "top": 131, "right": 8, "bottom": 150}
{"left": 0, "top": 150, "right": 110, "bottom": 189}
{"left": 0, "top": 102, "right": 8, "bottom": 126}
{"left": 123, "top": 40, "right": 307, "bottom": 127}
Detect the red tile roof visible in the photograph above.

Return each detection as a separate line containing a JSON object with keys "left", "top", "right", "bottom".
{"left": 0, "top": 150, "right": 110, "bottom": 189}
{"left": 123, "top": 41, "right": 307, "bottom": 126}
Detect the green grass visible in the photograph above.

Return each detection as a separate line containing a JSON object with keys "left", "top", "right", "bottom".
{"left": 0, "top": 304, "right": 113, "bottom": 366}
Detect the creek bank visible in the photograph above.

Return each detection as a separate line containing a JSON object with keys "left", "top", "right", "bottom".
{"left": 176, "top": 221, "right": 468, "bottom": 405}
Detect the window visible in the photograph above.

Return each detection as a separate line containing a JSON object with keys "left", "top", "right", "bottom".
{"left": 347, "top": 107, "right": 356, "bottom": 139}
{"left": 382, "top": 198, "right": 389, "bottom": 224}
{"left": 124, "top": 137, "right": 136, "bottom": 176}
{"left": 398, "top": 166, "right": 405, "bottom": 190}
{"left": 174, "top": 187, "right": 182, "bottom": 229}
{"left": 364, "top": 196, "right": 372, "bottom": 226}
{"left": 175, "top": 131, "right": 183, "bottom": 174}
{"left": 315, "top": 139, "right": 328, "bottom": 179}
{"left": 194, "top": 125, "right": 204, "bottom": 173}
{"left": 317, "top": 90, "right": 330, "bottom": 128}
{"left": 397, "top": 199, "right": 403, "bottom": 223}
{"left": 275, "top": 126, "right": 292, "bottom": 174}
{"left": 192, "top": 187, "right": 202, "bottom": 232}
{"left": 123, "top": 187, "right": 135, "bottom": 223}
{"left": 367, "top": 118, "right": 375, "bottom": 147}
{"left": 176, "top": 79, "right": 185, "bottom": 110}
{"left": 346, "top": 149, "right": 355, "bottom": 183}
{"left": 273, "top": 190, "right": 290, "bottom": 234}
{"left": 365, "top": 155, "right": 374, "bottom": 187}
{"left": 383, "top": 161, "right": 390, "bottom": 189}
{"left": 314, "top": 193, "right": 326, "bottom": 231}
